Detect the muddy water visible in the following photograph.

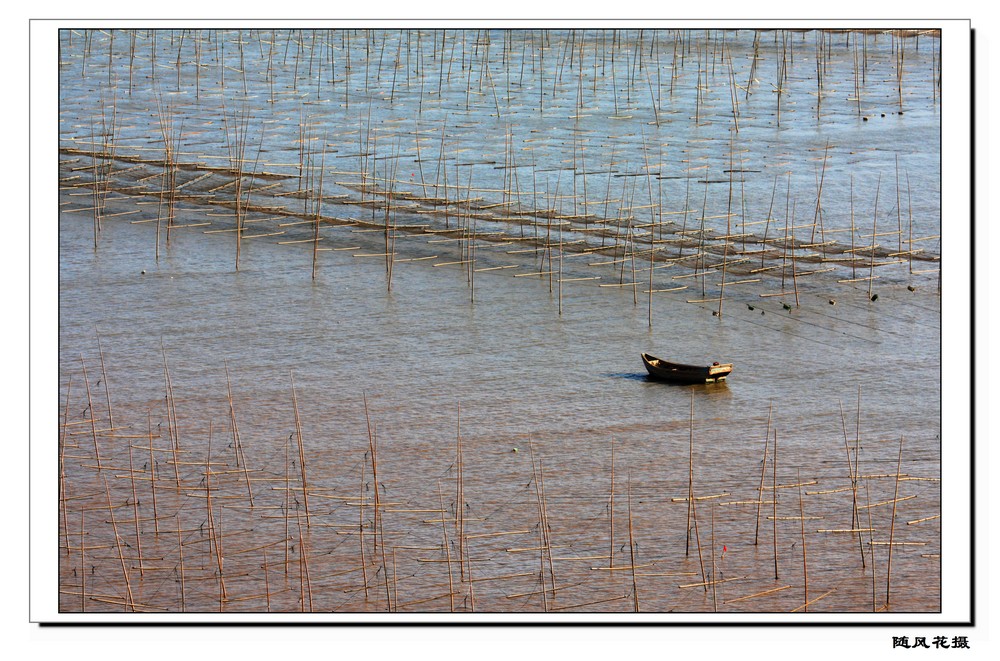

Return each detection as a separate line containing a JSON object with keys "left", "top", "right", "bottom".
{"left": 56, "top": 28, "right": 942, "bottom": 615}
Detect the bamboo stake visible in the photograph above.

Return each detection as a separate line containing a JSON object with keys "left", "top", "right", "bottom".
{"left": 290, "top": 371, "right": 310, "bottom": 527}
{"left": 627, "top": 470, "right": 640, "bottom": 612}
{"left": 609, "top": 437, "right": 615, "bottom": 569}
{"left": 711, "top": 504, "right": 718, "bottom": 611}
{"left": 685, "top": 392, "right": 694, "bottom": 555}
{"left": 761, "top": 175, "right": 778, "bottom": 269}
{"left": 128, "top": 443, "right": 143, "bottom": 576}
{"left": 718, "top": 133, "right": 734, "bottom": 317}
{"left": 205, "top": 422, "right": 227, "bottom": 605}
{"left": 295, "top": 503, "right": 313, "bottom": 611}
{"left": 262, "top": 548, "right": 271, "bottom": 612}
{"left": 773, "top": 428, "right": 779, "bottom": 579}
{"left": 893, "top": 153, "right": 903, "bottom": 256}
{"left": 868, "top": 174, "right": 881, "bottom": 300}
{"left": 906, "top": 170, "right": 914, "bottom": 274}
{"left": 283, "top": 431, "right": 291, "bottom": 574}
{"left": 176, "top": 514, "right": 186, "bottom": 611}
{"left": 791, "top": 198, "right": 800, "bottom": 307}
{"left": 885, "top": 436, "right": 904, "bottom": 607}
{"left": 798, "top": 467, "right": 808, "bottom": 611}
{"left": 528, "top": 440, "right": 548, "bottom": 611}
{"left": 224, "top": 360, "right": 254, "bottom": 507}
{"left": 780, "top": 174, "right": 791, "bottom": 293}
{"left": 146, "top": 411, "right": 159, "bottom": 535}
{"left": 754, "top": 401, "right": 773, "bottom": 545}
{"left": 80, "top": 510, "right": 86, "bottom": 612}
{"left": 438, "top": 480, "right": 455, "bottom": 612}
{"left": 161, "top": 343, "right": 180, "bottom": 488}
{"left": 455, "top": 403, "right": 465, "bottom": 581}
{"left": 865, "top": 480, "right": 877, "bottom": 611}
{"left": 80, "top": 356, "right": 102, "bottom": 472}
{"left": 61, "top": 377, "right": 72, "bottom": 557}
{"left": 363, "top": 393, "right": 379, "bottom": 553}
{"left": 840, "top": 400, "right": 865, "bottom": 566}
{"left": 369, "top": 410, "right": 392, "bottom": 610}
{"left": 691, "top": 484, "right": 707, "bottom": 593}
{"left": 311, "top": 129, "right": 328, "bottom": 280}
{"left": 538, "top": 456, "right": 557, "bottom": 600}
{"left": 103, "top": 475, "right": 134, "bottom": 611}
{"left": 96, "top": 332, "right": 114, "bottom": 431}
{"left": 359, "top": 451, "right": 369, "bottom": 599}
{"left": 850, "top": 174, "right": 857, "bottom": 280}
{"left": 465, "top": 534, "right": 476, "bottom": 612}
{"left": 391, "top": 547, "right": 399, "bottom": 612}
{"left": 811, "top": 141, "right": 830, "bottom": 253}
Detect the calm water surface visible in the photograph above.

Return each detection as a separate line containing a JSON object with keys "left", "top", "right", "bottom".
{"left": 56, "top": 28, "right": 942, "bottom": 615}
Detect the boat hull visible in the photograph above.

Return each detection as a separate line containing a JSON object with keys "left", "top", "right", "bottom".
{"left": 641, "top": 353, "right": 733, "bottom": 384}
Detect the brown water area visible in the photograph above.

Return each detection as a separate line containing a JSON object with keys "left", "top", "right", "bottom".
{"left": 57, "top": 28, "right": 943, "bottom": 615}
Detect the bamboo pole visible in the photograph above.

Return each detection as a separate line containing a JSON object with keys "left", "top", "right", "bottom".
{"left": 80, "top": 356, "right": 103, "bottom": 472}
{"left": 906, "top": 171, "right": 914, "bottom": 274}
{"left": 773, "top": 428, "right": 779, "bottom": 579}
{"left": 894, "top": 153, "right": 904, "bottom": 255}
{"left": 761, "top": 175, "right": 778, "bottom": 269}
{"left": 811, "top": 141, "right": 830, "bottom": 255}
{"left": 368, "top": 406, "right": 392, "bottom": 611}
{"left": 868, "top": 174, "right": 881, "bottom": 300}
{"left": 146, "top": 411, "right": 159, "bottom": 535}
{"left": 262, "top": 548, "right": 271, "bottom": 612}
{"left": 754, "top": 401, "right": 773, "bottom": 545}
{"left": 295, "top": 503, "right": 314, "bottom": 611}
{"left": 691, "top": 484, "right": 707, "bottom": 593}
{"left": 685, "top": 392, "right": 695, "bottom": 555}
{"left": 224, "top": 360, "right": 254, "bottom": 507}
{"left": 840, "top": 400, "right": 866, "bottom": 566}
{"left": 283, "top": 431, "right": 291, "bottom": 574}
{"left": 609, "top": 437, "right": 615, "bottom": 569}
{"left": 290, "top": 371, "right": 310, "bottom": 527}
{"left": 627, "top": 470, "right": 640, "bottom": 612}
{"left": 205, "top": 422, "right": 227, "bottom": 606}
{"left": 455, "top": 403, "right": 465, "bottom": 581}
{"left": 538, "top": 456, "right": 557, "bottom": 601}
{"left": 96, "top": 332, "right": 114, "bottom": 431}
{"left": 865, "top": 480, "right": 877, "bottom": 611}
{"left": 711, "top": 504, "right": 718, "bottom": 611}
{"left": 103, "top": 475, "right": 134, "bottom": 611}
{"left": 718, "top": 133, "right": 734, "bottom": 317}
{"left": 128, "top": 443, "right": 143, "bottom": 576}
{"left": 528, "top": 440, "right": 548, "bottom": 611}
{"left": 161, "top": 343, "right": 181, "bottom": 488}
{"left": 438, "top": 480, "right": 455, "bottom": 612}
{"left": 798, "top": 467, "right": 808, "bottom": 611}
{"left": 176, "top": 514, "right": 186, "bottom": 611}
{"left": 885, "top": 436, "right": 904, "bottom": 607}
{"left": 363, "top": 393, "right": 379, "bottom": 553}
{"left": 359, "top": 451, "right": 369, "bottom": 599}
{"left": 311, "top": 129, "right": 328, "bottom": 280}
{"left": 465, "top": 533, "right": 476, "bottom": 612}
{"left": 60, "top": 377, "right": 72, "bottom": 557}
{"left": 80, "top": 510, "right": 86, "bottom": 612}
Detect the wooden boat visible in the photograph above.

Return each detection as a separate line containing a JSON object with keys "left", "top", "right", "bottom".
{"left": 641, "top": 353, "right": 733, "bottom": 384}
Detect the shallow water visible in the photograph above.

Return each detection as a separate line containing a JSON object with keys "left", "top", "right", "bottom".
{"left": 56, "top": 28, "right": 942, "bottom": 615}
